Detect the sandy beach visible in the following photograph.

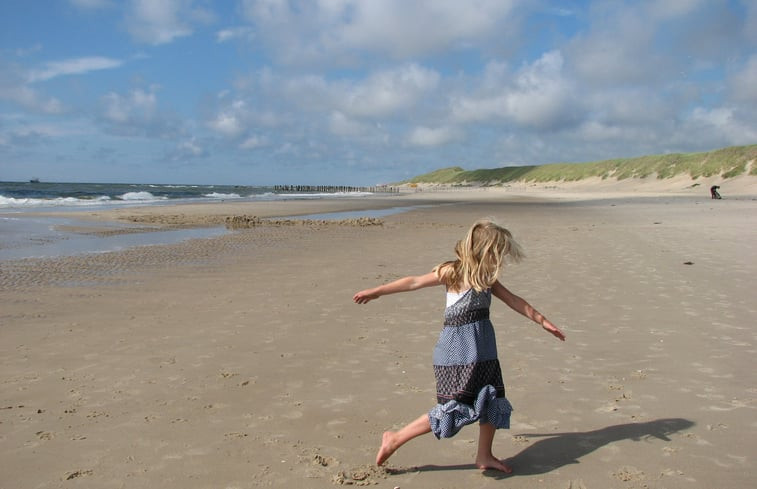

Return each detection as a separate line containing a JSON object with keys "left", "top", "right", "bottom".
{"left": 2, "top": 186, "right": 756, "bottom": 488}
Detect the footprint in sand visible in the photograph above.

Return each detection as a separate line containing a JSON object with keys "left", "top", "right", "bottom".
{"left": 565, "top": 480, "right": 587, "bottom": 489}
{"left": 612, "top": 465, "right": 645, "bottom": 482}
{"left": 595, "top": 402, "right": 619, "bottom": 413}
{"left": 332, "top": 464, "right": 388, "bottom": 486}
{"left": 36, "top": 431, "right": 54, "bottom": 440}
{"left": 302, "top": 452, "right": 340, "bottom": 479}
{"left": 224, "top": 432, "right": 249, "bottom": 439}
{"left": 631, "top": 369, "right": 648, "bottom": 380}
{"left": 63, "top": 469, "right": 93, "bottom": 480}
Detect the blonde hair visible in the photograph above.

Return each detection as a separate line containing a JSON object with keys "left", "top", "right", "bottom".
{"left": 434, "top": 219, "right": 523, "bottom": 291}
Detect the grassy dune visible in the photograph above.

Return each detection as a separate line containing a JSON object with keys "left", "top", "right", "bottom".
{"left": 403, "top": 144, "right": 757, "bottom": 185}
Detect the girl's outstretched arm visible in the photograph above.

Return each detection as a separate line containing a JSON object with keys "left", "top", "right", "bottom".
{"left": 353, "top": 272, "right": 442, "bottom": 304}
{"left": 491, "top": 280, "right": 566, "bottom": 341}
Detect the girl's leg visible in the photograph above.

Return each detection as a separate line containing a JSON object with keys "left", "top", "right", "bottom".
{"left": 475, "top": 422, "right": 512, "bottom": 473}
{"left": 376, "top": 414, "right": 432, "bottom": 465}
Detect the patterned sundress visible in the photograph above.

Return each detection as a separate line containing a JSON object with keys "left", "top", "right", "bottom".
{"left": 428, "top": 288, "right": 513, "bottom": 438}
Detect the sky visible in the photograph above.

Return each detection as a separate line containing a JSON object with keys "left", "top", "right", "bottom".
{"left": 1, "top": 0, "right": 756, "bottom": 186}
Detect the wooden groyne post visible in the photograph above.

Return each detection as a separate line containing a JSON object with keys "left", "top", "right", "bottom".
{"left": 273, "top": 185, "right": 399, "bottom": 193}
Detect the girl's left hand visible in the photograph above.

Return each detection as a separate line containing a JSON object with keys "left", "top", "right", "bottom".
{"left": 542, "top": 319, "right": 566, "bottom": 341}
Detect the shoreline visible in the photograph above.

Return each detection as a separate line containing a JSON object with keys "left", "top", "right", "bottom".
{"left": 1, "top": 185, "right": 753, "bottom": 263}
{"left": 0, "top": 192, "right": 457, "bottom": 261}
{"left": 4, "top": 173, "right": 755, "bottom": 226}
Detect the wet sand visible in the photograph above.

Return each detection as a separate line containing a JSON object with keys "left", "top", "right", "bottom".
{"left": 1, "top": 188, "right": 756, "bottom": 488}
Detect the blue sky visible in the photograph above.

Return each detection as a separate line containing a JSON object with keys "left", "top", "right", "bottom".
{"left": 1, "top": 0, "right": 755, "bottom": 185}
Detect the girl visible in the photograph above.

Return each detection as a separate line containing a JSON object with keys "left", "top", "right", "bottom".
{"left": 353, "top": 219, "right": 565, "bottom": 473}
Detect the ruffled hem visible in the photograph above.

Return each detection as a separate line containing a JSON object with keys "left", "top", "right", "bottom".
{"left": 428, "top": 385, "right": 513, "bottom": 439}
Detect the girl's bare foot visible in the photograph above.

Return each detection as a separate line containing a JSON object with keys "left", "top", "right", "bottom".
{"left": 475, "top": 454, "right": 513, "bottom": 473}
{"left": 376, "top": 431, "right": 398, "bottom": 465}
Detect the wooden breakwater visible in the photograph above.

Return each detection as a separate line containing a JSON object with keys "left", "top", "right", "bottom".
{"left": 273, "top": 185, "right": 399, "bottom": 193}
{"left": 225, "top": 215, "right": 384, "bottom": 229}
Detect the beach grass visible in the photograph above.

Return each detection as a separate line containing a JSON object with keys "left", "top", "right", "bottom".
{"left": 402, "top": 144, "right": 757, "bottom": 185}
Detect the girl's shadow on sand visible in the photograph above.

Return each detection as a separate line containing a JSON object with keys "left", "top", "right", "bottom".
{"left": 391, "top": 418, "right": 694, "bottom": 478}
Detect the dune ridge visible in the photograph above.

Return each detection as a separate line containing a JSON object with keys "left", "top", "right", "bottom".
{"left": 402, "top": 144, "right": 757, "bottom": 190}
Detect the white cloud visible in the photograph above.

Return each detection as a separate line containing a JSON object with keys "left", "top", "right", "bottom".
{"left": 177, "top": 138, "right": 204, "bottom": 156}
{"left": 329, "top": 111, "right": 370, "bottom": 137}
{"left": 505, "top": 51, "right": 577, "bottom": 128}
{"left": 646, "top": 0, "right": 706, "bottom": 20}
{"left": 688, "top": 106, "right": 757, "bottom": 145}
{"left": 340, "top": 64, "right": 440, "bottom": 118}
{"left": 165, "top": 137, "right": 206, "bottom": 162}
{"left": 27, "top": 56, "right": 123, "bottom": 82}
{"left": 450, "top": 51, "right": 577, "bottom": 129}
{"left": 208, "top": 112, "right": 243, "bottom": 137}
{"left": 125, "top": 0, "right": 194, "bottom": 45}
{"left": 574, "top": 121, "right": 626, "bottom": 142}
{"left": 566, "top": 1, "right": 748, "bottom": 88}
{"left": 7, "top": 122, "right": 81, "bottom": 139}
{"left": 269, "top": 73, "right": 331, "bottom": 110}
{"left": 239, "top": 135, "right": 267, "bottom": 149}
{"left": 216, "top": 26, "right": 255, "bottom": 43}
{"left": 729, "top": 55, "right": 757, "bottom": 103}
{"left": 585, "top": 88, "right": 675, "bottom": 126}
{"left": 0, "top": 59, "right": 64, "bottom": 113}
{"left": 14, "top": 44, "right": 43, "bottom": 58}
{"left": 408, "top": 126, "right": 461, "bottom": 147}
{"left": 247, "top": 64, "right": 440, "bottom": 121}
{"left": 97, "top": 86, "right": 182, "bottom": 138}
{"left": 241, "top": 0, "right": 518, "bottom": 64}
{"left": 207, "top": 100, "right": 247, "bottom": 137}
{"left": 102, "top": 88, "right": 157, "bottom": 123}
{"left": 746, "top": 0, "right": 757, "bottom": 44}
{"left": 568, "top": 20, "right": 663, "bottom": 85}
{"left": 333, "top": 0, "right": 516, "bottom": 58}
{"left": 0, "top": 85, "right": 64, "bottom": 114}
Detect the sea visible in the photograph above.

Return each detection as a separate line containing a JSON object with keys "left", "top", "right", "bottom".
{"left": 0, "top": 181, "right": 389, "bottom": 208}
{"left": 0, "top": 181, "right": 401, "bottom": 261}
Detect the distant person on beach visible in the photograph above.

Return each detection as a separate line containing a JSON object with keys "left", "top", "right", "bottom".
{"left": 710, "top": 185, "right": 722, "bottom": 199}
{"left": 353, "top": 219, "right": 565, "bottom": 473}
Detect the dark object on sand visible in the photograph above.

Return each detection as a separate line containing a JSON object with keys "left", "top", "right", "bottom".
{"left": 710, "top": 185, "right": 721, "bottom": 199}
